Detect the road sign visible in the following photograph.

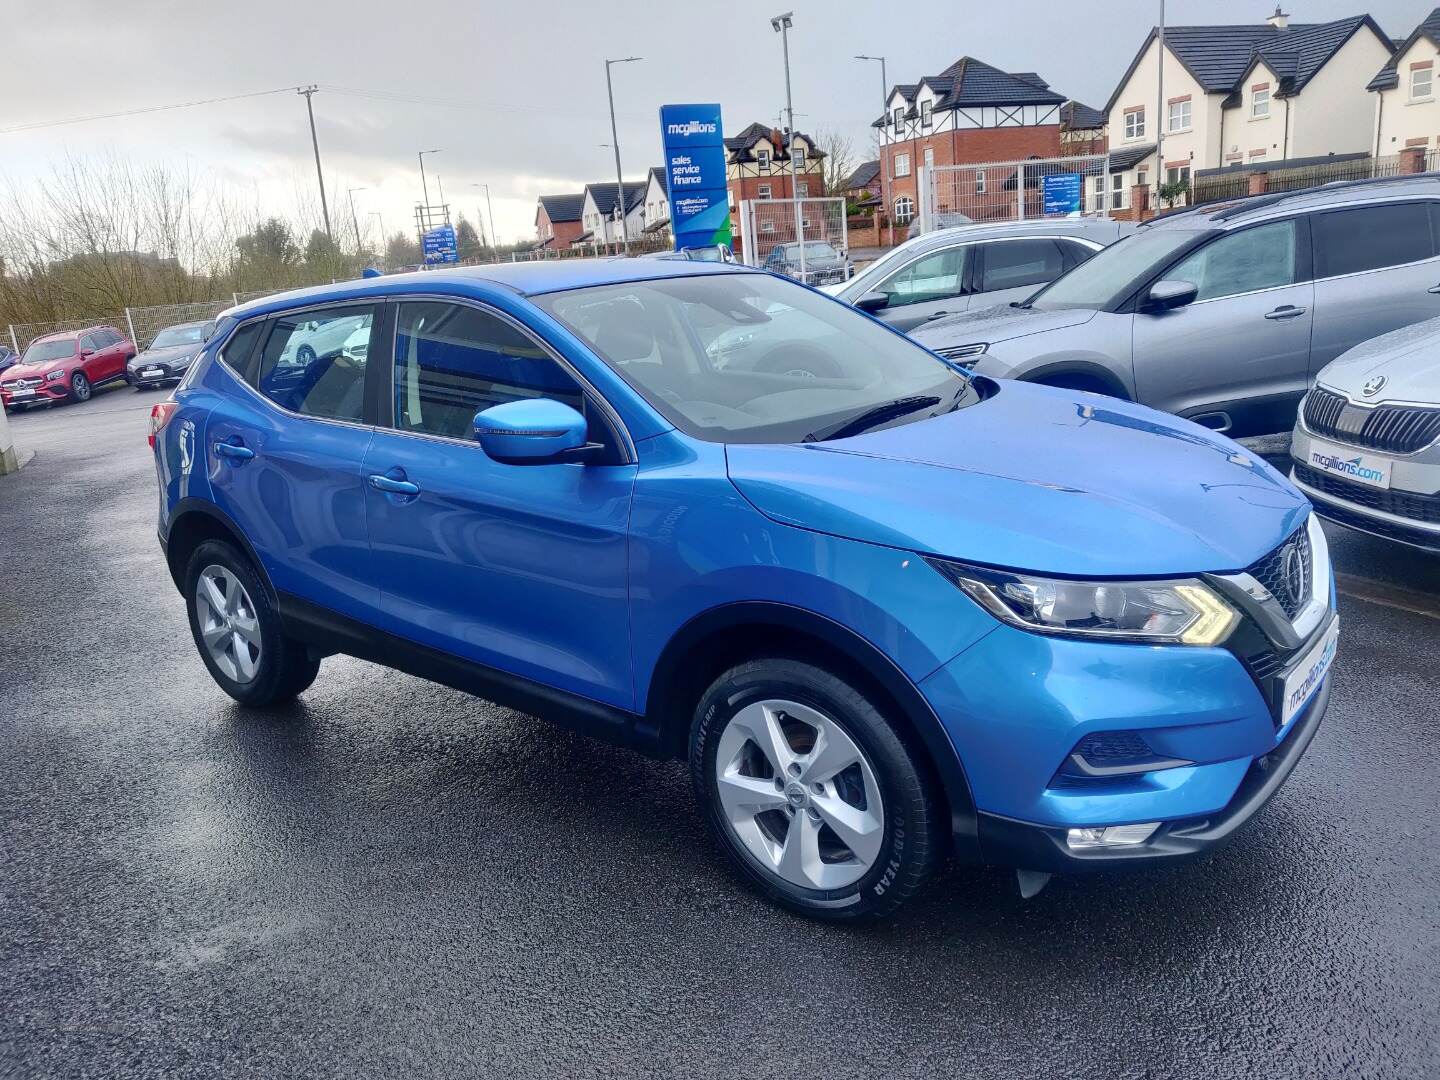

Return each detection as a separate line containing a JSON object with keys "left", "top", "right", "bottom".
{"left": 660, "top": 103, "right": 732, "bottom": 252}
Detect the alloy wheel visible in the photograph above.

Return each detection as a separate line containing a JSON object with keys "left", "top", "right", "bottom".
{"left": 713, "top": 698, "right": 885, "bottom": 890}
{"left": 195, "top": 564, "right": 262, "bottom": 683}
{"left": 71, "top": 373, "right": 91, "bottom": 401}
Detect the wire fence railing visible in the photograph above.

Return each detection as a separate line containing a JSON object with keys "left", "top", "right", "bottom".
{"left": 1192, "top": 153, "right": 1404, "bottom": 206}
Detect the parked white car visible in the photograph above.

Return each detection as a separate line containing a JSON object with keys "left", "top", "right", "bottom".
{"left": 1291, "top": 315, "right": 1440, "bottom": 554}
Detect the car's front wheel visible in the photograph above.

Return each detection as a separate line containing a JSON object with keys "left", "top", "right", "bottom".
{"left": 690, "top": 658, "right": 943, "bottom": 922}
{"left": 69, "top": 372, "right": 91, "bottom": 402}
{"left": 184, "top": 540, "right": 321, "bottom": 707}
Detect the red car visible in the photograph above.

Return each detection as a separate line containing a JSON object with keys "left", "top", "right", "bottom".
{"left": 0, "top": 325, "right": 135, "bottom": 410}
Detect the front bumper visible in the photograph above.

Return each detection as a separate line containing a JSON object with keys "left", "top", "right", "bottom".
{"left": 1, "top": 381, "right": 68, "bottom": 406}
{"left": 127, "top": 366, "right": 186, "bottom": 388}
{"left": 974, "top": 677, "right": 1329, "bottom": 872}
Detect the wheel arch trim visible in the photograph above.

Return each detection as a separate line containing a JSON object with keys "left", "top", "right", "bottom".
{"left": 164, "top": 498, "right": 277, "bottom": 605}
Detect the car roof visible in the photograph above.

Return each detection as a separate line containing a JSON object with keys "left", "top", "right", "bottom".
{"left": 1146, "top": 174, "right": 1440, "bottom": 230}
{"left": 225, "top": 259, "right": 755, "bottom": 319}
{"left": 895, "top": 218, "right": 1123, "bottom": 253}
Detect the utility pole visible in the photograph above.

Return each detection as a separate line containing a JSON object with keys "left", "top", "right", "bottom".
{"left": 472, "top": 183, "right": 499, "bottom": 259}
{"left": 772, "top": 13, "right": 805, "bottom": 282}
{"left": 605, "top": 57, "right": 642, "bottom": 255}
{"left": 436, "top": 175, "right": 447, "bottom": 215}
{"left": 856, "top": 55, "right": 889, "bottom": 245}
{"left": 346, "top": 186, "right": 366, "bottom": 251}
{"left": 1155, "top": 0, "right": 1165, "bottom": 209}
{"left": 297, "top": 86, "right": 332, "bottom": 242}
{"left": 418, "top": 149, "right": 441, "bottom": 209}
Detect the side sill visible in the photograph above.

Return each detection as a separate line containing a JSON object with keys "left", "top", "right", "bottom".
{"left": 274, "top": 591, "right": 659, "bottom": 757}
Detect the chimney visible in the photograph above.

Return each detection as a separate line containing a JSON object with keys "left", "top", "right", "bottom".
{"left": 1267, "top": 5, "right": 1289, "bottom": 30}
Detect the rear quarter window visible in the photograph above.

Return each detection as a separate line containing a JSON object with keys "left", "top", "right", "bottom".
{"left": 1311, "top": 201, "right": 1436, "bottom": 279}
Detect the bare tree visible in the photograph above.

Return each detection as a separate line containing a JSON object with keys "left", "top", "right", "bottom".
{"left": 814, "top": 126, "right": 858, "bottom": 198}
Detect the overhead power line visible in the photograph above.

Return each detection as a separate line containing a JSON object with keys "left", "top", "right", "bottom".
{"left": 0, "top": 86, "right": 301, "bottom": 135}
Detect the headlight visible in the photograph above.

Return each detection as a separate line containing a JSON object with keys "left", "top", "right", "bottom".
{"left": 928, "top": 560, "right": 1239, "bottom": 646}
{"left": 169, "top": 354, "right": 193, "bottom": 368}
{"left": 935, "top": 343, "right": 988, "bottom": 361}
{"left": 45, "top": 369, "right": 67, "bottom": 382}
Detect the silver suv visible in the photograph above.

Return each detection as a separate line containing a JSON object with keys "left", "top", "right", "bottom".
{"left": 1290, "top": 315, "right": 1440, "bottom": 553}
{"left": 912, "top": 176, "right": 1440, "bottom": 436}
{"left": 829, "top": 219, "right": 1132, "bottom": 332}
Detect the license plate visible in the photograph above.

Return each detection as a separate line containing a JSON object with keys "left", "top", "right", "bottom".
{"left": 142, "top": 369, "right": 164, "bottom": 378}
{"left": 1305, "top": 438, "right": 1392, "bottom": 490}
{"left": 10, "top": 388, "right": 34, "bottom": 398}
{"left": 1279, "top": 618, "right": 1339, "bottom": 729}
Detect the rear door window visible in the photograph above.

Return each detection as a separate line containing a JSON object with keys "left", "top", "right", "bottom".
{"left": 1311, "top": 202, "right": 1436, "bottom": 279}
{"left": 252, "top": 306, "right": 374, "bottom": 422}
{"left": 877, "top": 246, "right": 968, "bottom": 307}
{"left": 1166, "top": 220, "right": 1297, "bottom": 300}
{"left": 978, "top": 238, "right": 1068, "bottom": 293}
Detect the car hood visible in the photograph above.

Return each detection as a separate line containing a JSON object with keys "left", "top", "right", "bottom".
{"left": 2, "top": 359, "right": 72, "bottom": 381}
{"left": 726, "top": 382, "right": 1307, "bottom": 577}
{"left": 910, "top": 304, "right": 1097, "bottom": 348}
{"left": 1314, "top": 315, "right": 1440, "bottom": 404}
{"left": 131, "top": 344, "right": 197, "bottom": 367}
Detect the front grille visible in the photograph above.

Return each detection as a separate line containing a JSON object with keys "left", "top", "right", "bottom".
{"left": 1073, "top": 731, "right": 1153, "bottom": 767}
{"left": 1308, "top": 492, "right": 1440, "bottom": 551}
{"left": 1303, "top": 386, "right": 1440, "bottom": 454}
{"left": 1294, "top": 463, "right": 1440, "bottom": 524}
{"left": 8, "top": 377, "right": 43, "bottom": 390}
{"left": 1243, "top": 526, "right": 1311, "bottom": 619}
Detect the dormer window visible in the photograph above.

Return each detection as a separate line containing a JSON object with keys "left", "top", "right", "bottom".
{"left": 892, "top": 106, "right": 904, "bottom": 132}
{"left": 793, "top": 146, "right": 806, "bottom": 170}
{"left": 1251, "top": 84, "right": 1271, "bottom": 118}
{"left": 921, "top": 100, "right": 933, "bottom": 128}
{"left": 757, "top": 147, "right": 771, "bottom": 170}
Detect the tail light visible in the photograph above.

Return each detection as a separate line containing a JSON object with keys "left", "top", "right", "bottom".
{"left": 148, "top": 401, "right": 178, "bottom": 449}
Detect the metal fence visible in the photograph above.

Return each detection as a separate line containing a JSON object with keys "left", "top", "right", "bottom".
{"left": 1192, "top": 153, "right": 1404, "bottom": 205}
{"left": 737, "top": 197, "right": 849, "bottom": 284}
{"left": 919, "top": 155, "right": 1110, "bottom": 232}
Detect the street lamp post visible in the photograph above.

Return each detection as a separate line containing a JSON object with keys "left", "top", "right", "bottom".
{"left": 417, "top": 149, "right": 442, "bottom": 208}
{"left": 346, "top": 186, "right": 366, "bottom": 252}
{"left": 855, "top": 54, "right": 889, "bottom": 246}
{"left": 771, "top": 13, "right": 805, "bottom": 282}
{"left": 471, "top": 183, "right": 499, "bottom": 260}
{"left": 604, "top": 57, "right": 642, "bottom": 255}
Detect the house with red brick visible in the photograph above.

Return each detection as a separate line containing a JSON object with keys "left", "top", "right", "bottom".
{"left": 725, "top": 123, "right": 826, "bottom": 215}
{"left": 872, "top": 57, "right": 1072, "bottom": 228}
{"left": 534, "top": 193, "right": 585, "bottom": 250}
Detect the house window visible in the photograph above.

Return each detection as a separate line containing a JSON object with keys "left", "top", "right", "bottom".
{"left": 1124, "top": 107, "right": 1145, "bottom": 140}
{"left": 1092, "top": 175, "right": 1106, "bottom": 212}
{"left": 757, "top": 148, "right": 771, "bottom": 170}
{"left": 1111, "top": 174, "right": 1125, "bottom": 210}
{"left": 1251, "top": 85, "right": 1270, "bottom": 118}
{"left": 895, "top": 153, "right": 911, "bottom": 178}
{"left": 1249, "top": 148, "right": 1267, "bottom": 161}
{"left": 1168, "top": 98, "right": 1191, "bottom": 132}
{"left": 893, "top": 196, "right": 915, "bottom": 225}
{"left": 1165, "top": 164, "right": 1190, "bottom": 186}
{"left": 975, "top": 169, "right": 986, "bottom": 194}
{"left": 758, "top": 184, "right": 772, "bottom": 199}
{"left": 761, "top": 221, "right": 775, "bottom": 234}
{"left": 921, "top": 100, "right": 933, "bottom": 128}
{"left": 892, "top": 106, "right": 904, "bottom": 131}
{"left": 797, "top": 181, "right": 809, "bottom": 196}
{"left": 923, "top": 147, "right": 935, "bottom": 172}
{"left": 1136, "top": 168, "right": 1148, "bottom": 188}
{"left": 1412, "top": 63, "right": 1434, "bottom": 102}
{"left": 793, "top": 147, "right": 806, "bottom": 170}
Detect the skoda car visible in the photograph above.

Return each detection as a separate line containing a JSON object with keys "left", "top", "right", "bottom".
{"left": 150, "top": 260, "right": 1337, "bottom": 922}
{"left": 1291, "top": 315, "right": 1440, "bottom": 553}
{"left": 128, "top": 320, "right": 215, "bottom": 390}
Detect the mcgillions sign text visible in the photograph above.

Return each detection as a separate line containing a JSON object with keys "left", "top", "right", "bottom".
{"left": 659, "top": 103, "right": 731, "bottom": 252}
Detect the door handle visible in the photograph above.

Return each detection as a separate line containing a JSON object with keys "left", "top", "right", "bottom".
{"left": 924, "top": 310, "right": 952, "bottom": 320}
{"left": 368, "top": 473, "right": 420, "bottom": 496}
{"left": 213, "top": 442, "right": 254, "bottom": 461}
{"left": 1263, "top": 305, "right": 1306, "bottom": 320}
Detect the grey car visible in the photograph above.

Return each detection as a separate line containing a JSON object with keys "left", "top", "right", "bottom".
{"left": 127, "top": 320, "right": 215, "bottom": 390}
{"left": 912, "top": 176, "right": 1440, "bottom": 436}
{"left": 828, "top": 219, "right": 1133, "bottom": 332}
{"left": 1290, "top": 315, "right": 1440, "bottom": 553}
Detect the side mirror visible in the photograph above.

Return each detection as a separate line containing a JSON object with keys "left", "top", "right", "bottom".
{"left": 855, "top": 292, "right": 890, "bottom": 313}
{"left": 1144, "top": 279, "right": 1199, "bottom": 313}
{"left": 472, "top": 398, "right": 594, "bottom": 465}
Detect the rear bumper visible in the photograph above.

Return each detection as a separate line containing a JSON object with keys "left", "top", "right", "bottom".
{"left": 975, "top": 676, "right": 1329, "bottom": 872}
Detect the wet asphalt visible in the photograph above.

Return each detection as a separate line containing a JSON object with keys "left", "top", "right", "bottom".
{"left": 2, "top": 387, "right": 1437, "bottom": 1080}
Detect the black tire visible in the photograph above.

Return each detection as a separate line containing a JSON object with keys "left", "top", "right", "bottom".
{"left": 69, "top": 372, "right": 92, "bottom": 402}
{"left": 690, "top": 658, "right": 943, "bottom": 923}
{"left": 183, "top": 539, "right": 321, "bottom": 707}
{"left": 297, "top": 344, "right": 317, "bottom": 364}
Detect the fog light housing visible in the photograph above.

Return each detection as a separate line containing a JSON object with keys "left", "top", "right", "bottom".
{"left": 1065, "top": 822, "right": 1161, "bottom": 850}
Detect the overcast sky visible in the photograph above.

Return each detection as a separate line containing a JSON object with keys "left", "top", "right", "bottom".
{"left": 3, "top": 0, "right": 1433, "bottom": 246}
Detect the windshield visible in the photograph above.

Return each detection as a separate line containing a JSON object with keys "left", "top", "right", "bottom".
{"left": 535, "top": 272, "right": 973, "bottom": 444}
{"left": 1026, "top": 228, "right": 1206, "bottom": 311}
{"left": 22, "top": 338, "right": 76, "bottom": 364}
{"left": 150, "top": 324, "right": 207, "bottom": 349}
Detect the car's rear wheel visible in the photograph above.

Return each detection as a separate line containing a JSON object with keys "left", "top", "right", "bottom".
{"left": 70, "top": 372, "right": 91, "bottom": 402}
{"left": 184, "top": 540, "right": 321, "bottom": 707}
{"left": 690, "top": 658, "right": 942, "bottom": 922}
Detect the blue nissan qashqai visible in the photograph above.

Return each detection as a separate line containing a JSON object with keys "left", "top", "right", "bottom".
{"left": 150, "top": 259, "right": 1338, "bottom": 921}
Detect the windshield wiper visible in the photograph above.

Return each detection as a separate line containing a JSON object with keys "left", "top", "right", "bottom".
{"left": 803, "top": 395, "right": 942, "bottom": 443}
